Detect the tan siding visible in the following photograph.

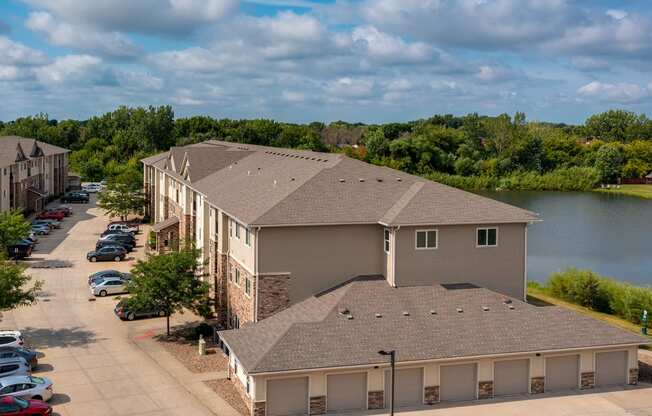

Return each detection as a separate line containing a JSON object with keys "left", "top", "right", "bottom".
{"left": 258, "top": 224, "right": 384, "bottom": 304}
{"left": 394, "top": 223, "right": 526, "bottom": 299}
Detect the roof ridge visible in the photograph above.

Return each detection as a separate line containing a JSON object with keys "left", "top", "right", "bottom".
{"left": 380, "top": 181, "right": 425, "bottom": 225}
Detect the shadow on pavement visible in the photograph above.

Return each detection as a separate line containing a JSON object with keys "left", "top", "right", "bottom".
{"left": 20, "top": 326, "right": 101, "bottom": 349}
{"left": 50, "top": 393, "right": 71, "bottom": 405}
{"left": 33, "top": 363, "right": 53, "bottom": 373}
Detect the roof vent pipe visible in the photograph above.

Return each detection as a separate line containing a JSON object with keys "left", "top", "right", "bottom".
{"left": 375, "top": 313, "right": 382, "bottom": 318}
{"left": 273, "top": 180, "right": 277, "bottom": 187}
{"left": 456, "top": 308, "right": 463, "bottom": 313}
{"left": 402, "top": 311, "right": 410, "bottom": 316}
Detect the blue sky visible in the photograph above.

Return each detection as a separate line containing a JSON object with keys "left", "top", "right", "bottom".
{"left": 1, "top": 0, "right": 652, "bottom": 124}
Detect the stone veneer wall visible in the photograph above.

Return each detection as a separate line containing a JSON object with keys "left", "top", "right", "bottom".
{"left": 478, "top": 381, "right": 493, "bottom": 399}
{"left": 629, "top": 368, "right": 639, "bottom": 385}
{"left": 531, "top": 377, "right": 544, "bottom": 394}
{"left": 211, "top": 247, "right": 228, "bottom": 327}
{"left": 309, "top": 396, "right": 326, "bottom": 415}
{"left": 257, "top": 273, "right": 291, "bottom": 320}
{"left": 424, "top": 385, "right": 439, "bottom": 404}
{"left": 165, "top": 197, "right": 194, "bottom": 246}
{"left": 581, "top": 371, "right": 595, "bottom": 389}
{"left": 227, "top": 258, "right": 256, "bottom": 327}
{"left": 155, "top": 222, "right": 179, "bottom": 253}
{"left": 367, "top": 390, "right": 384, "bottom": 410}
{"left": 253, "top": 401, "right": 265, "bottom": 416}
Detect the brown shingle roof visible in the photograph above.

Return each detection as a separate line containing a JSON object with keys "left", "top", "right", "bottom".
{"left": 142, "top": 140, "right": 539, "bottom": 227}
{"left": 219, "top": 277, "right": 649, "bottom": 374}
{"left": 0, "top": 136, "right": 68, "bottom": 168}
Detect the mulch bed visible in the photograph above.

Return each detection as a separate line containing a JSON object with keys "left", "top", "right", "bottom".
{"left": 156, "top": 325, "right": 228, "bottom": 373}
{"left": 205, "top": 379, "right": 249, "bottom": 416}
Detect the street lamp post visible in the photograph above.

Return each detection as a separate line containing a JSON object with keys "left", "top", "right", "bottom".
{"left": 378, "top": 350, "right": 395, "bottom": 416}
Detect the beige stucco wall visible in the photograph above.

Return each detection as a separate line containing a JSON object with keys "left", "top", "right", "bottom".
{"left": 0, "top": 167, "right": 10, "bottom": 212}
{"left": 394, "top": 223, "right": 526, "bottom": 299}
{"left": 258, "top": 224, "right": 384, "bottom": 304}
{"left": 228, "top": 217, "right": 256, "bottom": 274}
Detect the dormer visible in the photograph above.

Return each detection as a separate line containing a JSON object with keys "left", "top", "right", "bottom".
{"left": 29, "top": 140, "right": 44, "bottom": 158}
{"left": 15, "top": 143, "right": 27, "bottom": 162}
{"left": 180, "top": 153, "right": 191, "bottom": 182}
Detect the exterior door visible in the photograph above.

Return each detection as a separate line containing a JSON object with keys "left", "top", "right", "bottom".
{"left": 440, "top": 363, "right": 477, "bottom": 402}
{"left": 494, "top": 359, "right": 529, "bottom": 396}
{"left": 384, "top": 368, "right": 423, "bottom": 408}
{"left": 545, "top": 355, "right": 579, "bottom": 392}
{"left": 267, "top": 377, "right": 309, "bottom": 416}
{"left": 326, "top": 373, "right": 367, "bottom": 412}
{"left": 596, "top": 351, "right": 627, "bottom": 387}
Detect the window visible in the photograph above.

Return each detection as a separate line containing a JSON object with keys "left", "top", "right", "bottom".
{"left": 214, "top": 212, "right": 219, "bottom": 237}
{"left": 477, "top": 228, "right": 498, "bottom": 247}
{"left": 246, "top": 377, "right": 250, "bottom": 394}
{"left": 235, "top": 223, "right": 241, "bottom": 239}
{"left": 245, "top": 277, "right": 251, "bottom": 296}
{"left": 229, "top": 268, "right": 234, "bottom": 282}
{"left": 235, "top": 268, "right": 240, "bottom": 285}
{"left": 415, "top": 230, "right": 438, "bottom": 249}
{"left": 384, "top": 228, "right": 390, "bottom": 253}
{"left": 175, "top": 189, "right": 179, "bottom": 203}
{"left": 229, "top": 219, "right": 233, "bottom": 237}
{"left": 245, "top": 228, "right": 251, "bottom": 246}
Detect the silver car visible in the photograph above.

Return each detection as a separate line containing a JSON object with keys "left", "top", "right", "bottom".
{"left": 0, "top": 375, "right": 53, "bottom": 401}
{"left": 90, "top": 278, "right": 128, "bottom": 297}
{"left": 0, "top": 358, "right": 30, "bottom": 378}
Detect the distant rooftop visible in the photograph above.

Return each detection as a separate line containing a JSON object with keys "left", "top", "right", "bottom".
{"left": 0, "top": 136, "right": 69, "bottom": 168}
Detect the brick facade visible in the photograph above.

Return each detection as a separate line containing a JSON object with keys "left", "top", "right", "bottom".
{"left": 367, "top": 390, "right": 384, "bottom": 409}
{"left": 227, "top": 259, "right": 256, "bottom": 327}
{"left": 424, "top": 385, "right": 439, "bottom": 404}
{"left": 309, "top": 396, "right": 326, "bottom": 415}
{"left": 531, "top": 377, "right": 545, "bottom": 394}
{"left": 629, "top": 368, "right": 639, "bottom": 385}
{"left": 478, "top": 381, "right": 493, "bottom": 399}
{"left": 257, "top": 273, "right": 291, "bottom": 320}
{"left": 210, "top": 245, "right": 229, "bottom": 327}
{"left": 155, "top": 222, "right": 179, "bottom": 253}
{"left": 580, "top": 371, "right": 595, "bottom": 389}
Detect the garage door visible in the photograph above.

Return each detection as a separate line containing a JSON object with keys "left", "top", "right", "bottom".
{"left": 440, "top": 363, "right": 477, "bottom": 402}
{"left": 596, "top": 351, "right": 627, "bottom": 387}
{"left": 327, "top": 373, "right": 367, "bottom": 412}
{"left": 494, "top": 359, "right": 529, "bottom": 396}
{"left": 267, "top": 377, "right": 309, "bottom": 416}
{"left": 546, "top": 355, "right": 579, "bottom": 392}
{"left": 384, "top": 368, "right": 423, "bottom": 408}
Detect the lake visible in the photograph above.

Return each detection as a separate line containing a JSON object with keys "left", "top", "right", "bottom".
{"left": 478, "top": 190, "right": 652, "bottom": 286}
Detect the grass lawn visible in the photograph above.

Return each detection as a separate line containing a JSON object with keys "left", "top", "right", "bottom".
{"left": 527, "top": 287, "right": 652, "bottom": 347}
{"left": 594, "top": 184, "right": 652, "bottom": 199}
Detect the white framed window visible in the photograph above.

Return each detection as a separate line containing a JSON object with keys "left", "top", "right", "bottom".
{"left": 235, "top": 222, "right": 241, "bottom": 239}
{"left": 245, "top": 228, "right": 251, "bottom": 246}
{"left": 415, "top": 229, "right": 438, "bottom": 250}
{"left": 477, "top": 227, "right": 498, "bottom": 247}
{"left": 384, "top": 228, "right": 390, "bottom": 253}
{"left": 235, "top": 268, "right": 240, "bottom": 285}
{"left": 229, "top": 219, "right": 233, "bottom": 237}
{"left": 245, "top": 277, "right": 251, "bottom": 296}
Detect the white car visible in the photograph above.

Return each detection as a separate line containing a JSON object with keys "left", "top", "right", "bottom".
{"left": 90, "top": 278, "right": 128, "bottom": 297}
{"left": 106, "top": 223, "right": 137, "bottom": 234}
{"left": 0, "top": 332, "right": 23, "bottom": 348}
{"left": 83, "top": 184, "right": 102, "bottom": 193}
{"left": 0, "top": 375, "right": 53, "bottom": 401}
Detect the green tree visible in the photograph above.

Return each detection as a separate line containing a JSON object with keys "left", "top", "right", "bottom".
{"left": 128, "top": 249, "right": 210, "bottom": 335}
{"left": 0, "top": 211, "right": 31, "bottom": 251}
{"left": 0, "top": 261, "right": 42, "bottom": 311}
{"left": 595, "top": 143, "right": 624, "bottom": 183}
{"left": 97, "top": 181, "right": 146, "bottom": 221}
{"left": 585, "top": 110, "right": 651, "bottom": 142}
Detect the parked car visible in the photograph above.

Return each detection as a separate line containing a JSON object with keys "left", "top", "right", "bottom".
{"left": 35, "top": 211, "right": 64, "bottom": 221}
{"left": 95, "top": 239, "right": 133, "bottom": 253}
{"left": 25, "top": 234, "right": 37, "bottom": 244}
{"left": 104, "top": 223, "right": 138, "bottom": 235}
{"left": 0, "top": 348, "right": 38, "bottom": 371}
{"left": 0, "top": 396, "right": 51, "bottom": 415}
{"left": 31, "top": 220, "right": 60, "bottom": 230}
{"left": 6, "top": 244, "right": 31, "bottom": 260}
{"left": 44, "top": 208, "right": 69, "bottom": 218}
{"left": 0, "top": 359, "right": 30, "bottom": 379}
{"left": 87, "top": 270, "right": 132, "bottom": 285}
{"left": 60, "top": 192, "right": 88, "bottom": 203}
{"left": 55, "top": 205, "right": 72, "bottom": 216}
{"left": 100, "top": 228, "right": 135, "bottom": 238}
{"left": 0, "top": 333, "right": 23, "bottom": 349}
{"left": 99, "top": 232, "right": 135, "bottom": 246}
{"left": 0, "top": 376, "right": 52, "bottom": 402}
{"left": 114, "top": 299, "right": 164, "bottom": 321}
{"left": 82, "top": 184, "right": 101, "bottom": 193}
{"left": 108, "top": 220, "right": 139, "bottom": 233}
{"left": 90, "top": 278, "right": 128, "bottom": 297}
{"left": 29, "top": 227, "right": 49, "bottom": 236}
{"left": 86, "top": 246, "right": 127, "bottom": 262}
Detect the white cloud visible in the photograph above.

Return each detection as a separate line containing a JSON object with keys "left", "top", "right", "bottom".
{"left": 606, "top": 9, "right": 628, "bottom": 20}
{"left": 34, "top": 55, "right": 113, "bottom": 86}
{"left": 26, "top": 12, "right": 140, "bottom": 59}
{"left": 351, "top": 25, "right": 434, "bottom": 63}
{"left": 0, "top": 66, "right": 22, "bottom": 81}
{"left": 21, "top": 0, "right": 238, "bottom": 35}
{"left": 0, "top": 36, "right": 48, "bottom": 66}
{"left": 577, "top": 81, "right": 650, "bottom": 103}
{"left": 570, "top": 56, "right": 610, "bottom": 71}
{"left": 327, "top": 77, "right": 376, "bottom": 100}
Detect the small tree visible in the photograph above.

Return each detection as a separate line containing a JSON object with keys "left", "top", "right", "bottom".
{"left": 128, "top": 249, "right": 210, "bottom": 336}
{"left": 0, "top": 211, "right": 31, "bottom": 251}
{"left": 98, "top": 182, "right": 146, "bottom": 221}
{"left": 0, "top": 260, "right": 42, "bottom": 311}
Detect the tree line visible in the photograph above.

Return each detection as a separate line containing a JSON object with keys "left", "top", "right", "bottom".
{"left": 1, "top": 107, "right": 651, "bottom": 191}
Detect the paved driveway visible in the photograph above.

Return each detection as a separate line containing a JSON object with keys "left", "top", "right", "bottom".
{"left": 2, "top": 197, "right": 216, "bottom": 416}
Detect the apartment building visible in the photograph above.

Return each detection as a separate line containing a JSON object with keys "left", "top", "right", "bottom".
{"left": 0, "top": 136, "right": 69, "bottom": 213}
{"left": 143, "top": 141, "right": 648, "bottom": 416}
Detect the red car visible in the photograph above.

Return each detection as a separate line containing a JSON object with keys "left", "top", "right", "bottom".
{"left": 0, "top": 396, "right": 51, "bottom": 415}
{"left": 36, "top": 211, "right": 64, "bottom": 221}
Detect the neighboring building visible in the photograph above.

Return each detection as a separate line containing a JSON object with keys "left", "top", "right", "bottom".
{"left": 646, "top": 172, "right": 652, "bottom": 184}
{"left": 142, "top": 140, "right": 648, "bottom": 416}
{"left": 0, "top": 136, "right": 69, "bottom": 213}
{"left": 66, "top": 173, "right": 82, "bottom": 191}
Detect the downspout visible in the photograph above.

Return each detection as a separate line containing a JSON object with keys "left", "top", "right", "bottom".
{"left": 523, "top": 224, "right": 529, "bottom": 301}
{"left": 392, "top": 225, "right": 400, "bottom": 287}
{"left": 254, "top": 226, "right": 261, "bottom": 322}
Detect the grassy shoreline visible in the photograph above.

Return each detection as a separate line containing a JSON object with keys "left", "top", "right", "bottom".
{"left": 527, "top": 286, "right": 652, "bottom": 347}
{"left": 594, "top": 184, "right": 652, "bottom": 199}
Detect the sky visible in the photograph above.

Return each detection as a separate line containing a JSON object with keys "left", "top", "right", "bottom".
{"left": 1, "top": 0, "right": 652, "bottom": 124}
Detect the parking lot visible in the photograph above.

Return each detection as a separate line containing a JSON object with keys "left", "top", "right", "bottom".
{"left": 2, "top": 196, "right": 218, "bottom": 416}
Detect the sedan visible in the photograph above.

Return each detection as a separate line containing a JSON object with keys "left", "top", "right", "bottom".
{"left": 0, "top": 348, "right": 38, "bottom": 371}
{"left": 0, "top": 358, "right": 30, "bottom": 378}
{"left": 30, "top": 227, "right": 49, "bottom": 236}
{"left": 0, "top": 396, "right": 52, "bottom": 415}
{"left": 90, "top": 278, "right": 128, "bottom": 297}
{"left": 95, "top": 239, "right": 133, "bottom": 253}
{"left": 86, "top": 246, "right": 126, "bottom": 262}
{"left": 31, "top": 220, "right": 59, "bottom": 230}
{"left": 88, "top": 270, "right": 131, "bottom": 285}
{"left": 0, "top": 333, "right": 23, "bottom": 349}
{"left": 114, "top": 299, "right": 164, "bottom": 321}
{"left": 0, "top": 376, "right": 53, "bottom": 402}
{"left": 35, "top": 211, "right": 64, "bottom": 221}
